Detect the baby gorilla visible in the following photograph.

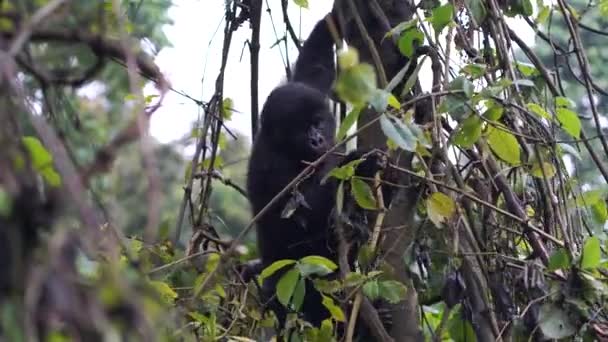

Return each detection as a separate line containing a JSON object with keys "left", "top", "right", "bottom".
{"left": 247, "top": 13, "right": 394, "bottom": 329}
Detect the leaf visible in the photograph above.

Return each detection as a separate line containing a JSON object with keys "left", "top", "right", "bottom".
{"left": 466, "top": 0, "right": 487, "bottom": 24}
{"left": 378, "top": 280, "right": 407, "bottom": 304}
{"left": 22, "top": 136, "right": 53, "bottom": 170}
{"left": 483, "top": 105, "right": 504, "bottom": 121}
{"left": 520, "top": 0, "right": 533, "bottom": 16}
{"left": 600, "top": 0, "right": 608, "bottom": 16}
{"left": 460, "top": 63, "right": 486, "bottom": 79}
{"left": 448, "top": 310, "right": 477, "bottom": 341}
{"left": 150, "top": 281, "right": 178, "bottom": 304}
{"left": 321, "top": 295, "right": 345, "bottom": 322}
{"left": 487, "top": 126, "right": 521, "bottom": 165}
{"left": 547, "top": 248, "right": 571, "bottom": 271}
{"left": 221, "top": 97, "right": 233, "bottom": 120}
{"left": 398, "top": 28, "right": 424, "bottom": 57}
{"left": 574, "top": 190, "right": 604, "bottom": 206}
{"left": 291, "top": 277, "right": 306, "bottom": 311}
{"left": 338, "top": 48, "right": 359, "bottom": 70}
{"left": 453, "top": 115, "right": 482, "bottom": 148}
{"left": 326, "top": 160, "right": 357, "bottom": 181}
{"left": 556, "top": 108, "right": 581, "bottom": 138}
{"left": 292, "top": 0, "right": 308, "bottom": 9}
{"left": 335, "top": 63, "right": 377, "bottom": 106}
{"left": 438, "top": 77, "right": 474, "bottom": 120}
{"left": 400, "top": 56, "right": 427, "bottom": 97}
{"left": 555, "top": 96, "right": 575, "bottom": 108}
{"left": 0, "top": 187, "right": 11, "bottom": 217}
{"left": 387, "top": 93, "right": 401, "bottom": 109}
{"left": 380, "top": 114, "right": 417, "bottom": 151}
{"left": 581, "top": 236, "right": 601, "bottom": 270}
{"left": 526, "top": 103, "right": 551, "bottom": 120}
{"left": 362, "top": 280, "right": 381, "bottom": 301}
{"left": 337, "top": 106, "right": 362, "bottom": 141}
{"left": 530, "top": 161, "right": 556, "bottom": 179}
{"left": 259, "top": 259, "right": 296, "bottom": 282}
{"left": 426, "top": 192, "right": 456, "bottom": 227}
{"left": 516, "top": 62, "right": 538, "bottom": 77}
{"left": 344, "top": 272, "right": 366, "bottom": 288}
{"left": 591, "top": 200, "right": 608, "bottom": 224}
{"left": 538, "top": 304, "right": 576, "bottom": 339}
{"left": 298, "top": 256, "right": 337, "bottom": 277}
{"left": 370, "top": 89, "right": 390, "bottom": 112}
{"left": 431, "top": 4, "right": 453, "bottom": 34}
{"left": 351, "top": 178, "right": 377, "bottom": 210}
{"left": 276, "top": 268, "right": 300, "bottom": 307}
{"left": 336, "top": 182, "right": 344, "bottom": 214}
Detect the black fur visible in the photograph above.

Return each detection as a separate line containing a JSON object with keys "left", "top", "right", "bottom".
{"left": 246, "top": 14, "right": 394, "bottom": 329}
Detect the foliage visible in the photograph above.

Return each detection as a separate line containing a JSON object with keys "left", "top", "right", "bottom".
{"left": 0, "top": 0, "right": 607, "bottom": 341}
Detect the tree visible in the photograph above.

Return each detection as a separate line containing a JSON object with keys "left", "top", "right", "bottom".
{"left": 0, "top": 0, "right": 607, "bottom": 341}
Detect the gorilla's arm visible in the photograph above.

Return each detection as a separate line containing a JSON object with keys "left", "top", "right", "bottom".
{"left": 291, "top": 15, "right": 336, "bottom": 94}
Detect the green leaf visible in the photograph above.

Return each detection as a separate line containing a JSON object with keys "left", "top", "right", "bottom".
{"left": 516, "top": 62, "right": 538, "bottom": 77}
{"left": 527, "top": 103, "right": 551, "bottom": 120}
{"left": 337, "top": 107, "right": 362, "bottom": 141}
{"left": 466, "top": 0, "right": 487, "bottom": 24}
{"left": 298, "top": 256, "right": 338, "bottom": 277}
{"left": 581, "top": 236, "right": 601, "bottom": 270}
{"left": 398, "top": 28, "right": 424, "bottom": 57}
{"left": 448, "top": 310, "right": 477, "bottom": 341}
{"left": 600, "top": 0, "right": 608, "bottom": 16}
{"left": 453, "top": 115, "right": 482, "bottom": 148}
{"left": 336, "top": 181, "right": 344, "bottom": 214}
{"left": 221, "top": 97, "right": 233, "bottom": 120}
{"left": 327, "top": 160, "right": 358, "bottom": 181}
{"left": 370, "top": 89, "right": 390, "bottom": 112}
{"left": 538, "top": 304, "right": 576, "bottom": 339}
{"left": 387, "top": 93, "right": 401, "bottom": 109}
{"left": 351, "top": 178, "right": 377, "bottom": 210}
{"left": 426, "top": 192, "right": 456, "bottom": 227}
{"left": 483, "top": 105, "right": 504, "bottom": 121}
{"left": 362, "top": 280, "right": 380, "bottom": 301}
{"left": 556, "top": 108, "right": 581, "bottom": 138}
{"left": 400, "top": 56, "right": 427, "bottom": 97}
{"left": 291, "top": 277, "right": 306, "bottom": 311}
{"left": 536, "top": 5, "right": 550, "bottom": 24}
{"left": 574, "top": 190, "right": 604, "bottom": 206}
{"left": 335, "top": 63, "right": 377, "bottom": 106}
{"left": 520, "top": 0, "right": 533, "bottom": 16}
{"left": 344, "top": 272, "right": 366, "bottom": 288}
{"left": 555, "top": 96, "right": 575, "bottom": 108}
{"left": 0, "top": 187, "right": 11, "bottom": 217}
{"left": 380, "top": 114, "right": 418, "bottom": 151}
{"left": 292, "top": 0, "right": 308, "bottom": 9}
{"left": 276, "top": 268, "right": 300, "bottom": 307}
{"left": 259, "top": 259, "right": 296, "bottom": 282}
{"left": 487, "top": 126, "right": 521, "bottom": 165}
{"left": 430, "top": 4, "right": 453, "bottom": 34}
{"left": 547, "top": 248, "right": 571, "bottom": 271}
{"left": 530, "top": 161, "right": 556, "bottom": 179}
{"left": 450, "top": 76, "right": 474, "bottom": 98}
{"left": 439, "top": 77, "right": 474, "bottom": 120}
{"left": 321, "top": 295, "right": 345, "bottom": 322}
{"left": 338, "top": 49, "right": 359, "bottom": 70}
{"left": 591, "top": 200, "right": 608, "bottom": 224}
{"left": 22, "top": 136, "right": 53, "bottom": 170}
{"left": 150, "top": 280, "right": 178, "bottom": 304}
{"left": 461, "top": 63, "right": 487, "bottom": 79}
{"left": 378, "top": 280, "right": 407, "bottom": 304}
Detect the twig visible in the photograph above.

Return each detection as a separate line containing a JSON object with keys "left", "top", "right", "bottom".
{"left": 8, "top": 0, "right": 67, "bottom": 56}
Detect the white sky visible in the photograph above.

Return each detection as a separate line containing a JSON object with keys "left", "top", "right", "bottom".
{"left": 148, "top": 0, "right": 535, "bottom": 145}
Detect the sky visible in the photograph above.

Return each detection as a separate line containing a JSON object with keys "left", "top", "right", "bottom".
{"left": 147, "top": 0, "right": 535, "bottom": 146}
